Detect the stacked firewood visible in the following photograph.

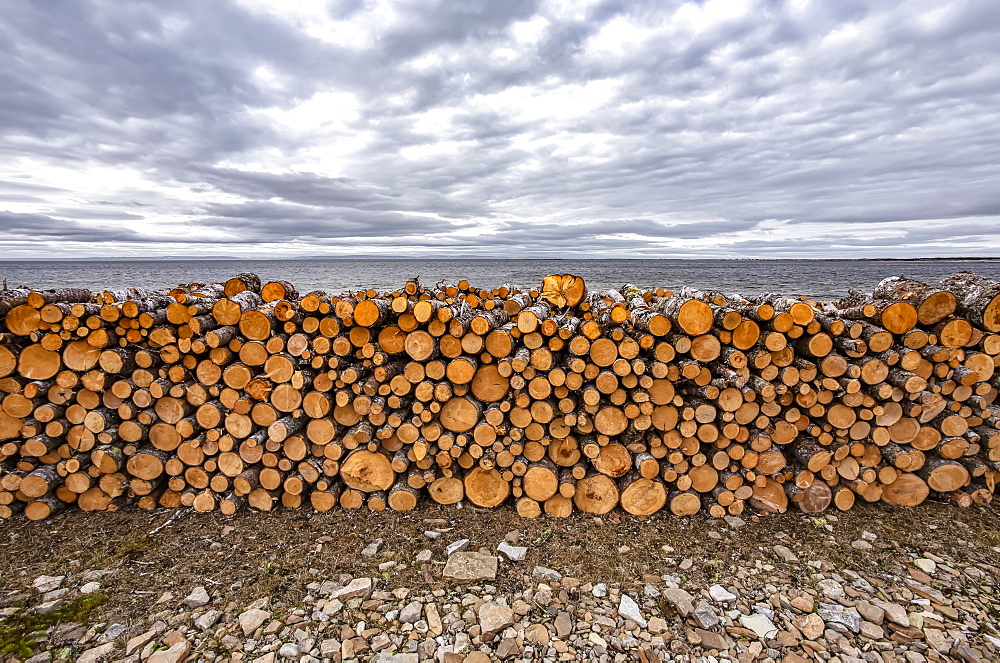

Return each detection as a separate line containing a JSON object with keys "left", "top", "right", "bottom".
{"left": 1, "top": 270, "right": 998, "bottom": 521}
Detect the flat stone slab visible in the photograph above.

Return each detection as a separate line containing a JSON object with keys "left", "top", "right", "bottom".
{"left": 442, "top": 552, "right": 497, "bottom": 581}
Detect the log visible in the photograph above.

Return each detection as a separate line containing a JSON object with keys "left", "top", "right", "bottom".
{"left": 3, "top": 268, "right": 999, "bottom": 522}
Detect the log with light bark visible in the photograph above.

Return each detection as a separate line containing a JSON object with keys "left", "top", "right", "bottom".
{"left": 2, "top": 269, "right": 999, "bottom": 521}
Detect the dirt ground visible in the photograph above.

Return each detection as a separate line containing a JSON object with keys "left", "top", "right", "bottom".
{"left": 2, "top": 500, "right": 999, "bottom": 635}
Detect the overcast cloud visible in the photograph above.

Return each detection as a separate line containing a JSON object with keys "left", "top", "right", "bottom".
{"left": 1, "top": 0, "right": 999, "bottom": 258}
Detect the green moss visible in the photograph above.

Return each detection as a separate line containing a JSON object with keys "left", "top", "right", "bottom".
{"left": 0, "top": 592, "right": 106, "bottom": 658}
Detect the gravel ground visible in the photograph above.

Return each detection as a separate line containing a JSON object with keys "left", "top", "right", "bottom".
{"left": 1, "top": 501, "right": 999, "bottom": 663}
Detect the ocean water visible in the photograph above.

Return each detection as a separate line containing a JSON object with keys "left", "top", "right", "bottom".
{"left": 2, "top": 259, "right": 1000, "bottom": 301}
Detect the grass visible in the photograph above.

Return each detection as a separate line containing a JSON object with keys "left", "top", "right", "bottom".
{"left": 0, "top": 593, "right": 106, "bottom": 659}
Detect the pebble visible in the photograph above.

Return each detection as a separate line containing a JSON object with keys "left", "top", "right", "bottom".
{"left": 773, "top": 544, "right": 799, "bottom": 563}
{"left": 31, "top": 575, "right": 64, "bottom": 593}
{"left": 497, "top": 541, "right": 527, "bottom": 561}
{"left": 708, "top": 584, "right": 737, "bottom": 602}
{"left": 277, "top": 642, "right": 300, "bottom": 658}
{"left": 661, "top": 587, "right": 695, "bottom": 616}
{"left": 851, "top": 539, "right": 873, "bottom": 550}
{"left": 445, "top": 539, "right": 470, "bottom": 556}
{"left": 740, "top": 613, "right": 778, "bottom": 640}
{"left": 592, "top": 583, "right": 608, "bottom": 597}
{"left": 361, "top": 539, "right": 383, "bottom": 558}
{"left": 618, "top": 593, "right": 647, "bottom": 628}
{"left": 79, "top": 582, "right": 100, "bottom": 594}
{"left": 182, "top": 586, "right": 210, "bottom": 608}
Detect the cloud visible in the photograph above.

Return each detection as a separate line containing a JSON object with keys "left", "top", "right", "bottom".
{"left": 0, "top": 0, "right": 999, "bottom": 259}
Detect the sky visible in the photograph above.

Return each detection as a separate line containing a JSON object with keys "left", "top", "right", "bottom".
{"left": 1, "top": 0, "right": 1000, "bottom": 260}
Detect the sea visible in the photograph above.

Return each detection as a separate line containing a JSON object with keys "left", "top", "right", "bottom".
{"left": 2, "top": 259, "right": 1000, "bottom": 302}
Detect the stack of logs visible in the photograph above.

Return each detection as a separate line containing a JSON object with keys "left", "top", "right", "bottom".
{"left": 1, "top": 270, "right": 999, "bottom": 521}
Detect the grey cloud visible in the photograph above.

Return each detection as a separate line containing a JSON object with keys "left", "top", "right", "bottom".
{"left": 0, "top": 211, "right": 147, "bottom": 241}
{"left": 1, "top": 0, "right": 999, "bottom": 257}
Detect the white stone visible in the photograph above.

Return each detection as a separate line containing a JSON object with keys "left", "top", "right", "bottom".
{"left": 740, "top": 613, "right": 778, "bottom": 640}
{"left": 709, "top": 585, "right": 737, "bottom": 602}
{"left": 77, "top": 643, "right": 115, "bottom": 663}
{"left": 79, "top": 582, "right": 101, "bottom": 594}
{"left": 278, "top": 642, "right": 301, "bottom": 658}
{"left": 195, "top": 609, "right": 222, "bottom": 630}
{"left": 329, "top": 577, "right": 373, "bottom": 601}
{"left": 446, "top": 539, "right": 470, "bottom": 556}
{"left": 497, "top": 541, "right": 527, "bottom": 561}
{"left": 914, "top": 558, "right": 937, "bottom": 575}
{"left": 31, "top": 575, "right": 65, "bottom": 593}
{"left": 183, "top": 586, "right": 211, "bottom": 608}
{"left": 361, "top": 539, "right": 382, "bottom": 558}
{"left": 618, "top": 594, "right": 647, "bottom": 628}
{"left": 592, "top": 583, "right": 608, "bottom": 597}
{"left": 239, "top": 608, "right": 272, "bottom": 636}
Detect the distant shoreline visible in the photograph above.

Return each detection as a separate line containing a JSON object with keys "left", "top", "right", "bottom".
{"left": 2, "top": 256, "right": 1000, "bottom": 263}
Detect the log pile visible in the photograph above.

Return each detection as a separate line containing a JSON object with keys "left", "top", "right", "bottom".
{"left": 1, "top": 270, "right": 999, "bottom": 521}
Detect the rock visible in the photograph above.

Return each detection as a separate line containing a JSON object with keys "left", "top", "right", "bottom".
{"left": 860, "top": 621, "right": 885, "bottom": 640}
{"left": 31, "top": 575, "right": 64, "bottom": 593}
{"left": 82, "top": 569, "right": 112, "bottom": 582}
{"left": 790, "top": 596, "right": 813, "bottom": 612}
{"left": 914, "top": 558, "right": 937, "bottom": 575}
{"left": 362, "top": 539, "right": 383, "bottom": 558}
{"left": 79, "top": 582, "right": 101, "bottom": 594}
{"left": 104, "top": 623, "right": 127, "bottom": 640}
{"left": 147, "top": 641, "right": 192, "bottom": 663}
{"left": 497, "top": 541, "right": 527, "bottom": 561}
{"left": 373, "top": 653, "right": 418, "bottom": 663}
{"left": 278, "top": 642, "right": 301, "bottom": 658}
{"left": 857, "top": 600, "right": 884, "bottom": 624}
{"left": 532, "top": 565, "right": 562, "bottom": 582}
{"left": 773, "top": 545, "right": 799, "bottom": 563}
{"left": 443, "top": 553, "right": 497, "bottom": 581}
{"left": 592, "top": 583, "right": 608, "bottom": 597}
{"left": 183, "top": 586, "right": 210, "bottom": 608}
{"left": 77, "top": 643, "right": 115, "bottom": 663}
{"left": 662, "top": 587, "right": 695, "bottom": 616}
{"left": 644, "top": 583, "right": 660, "bottom": 597}
{"left": 240, "top": 608, "right": 273, "bottom": 636}
{"left": 424, "top": 530, "right": 441, "bottom": 540}
{"left": 415, "top": 549, "right": 433, "bottom": 563}
{"left": 399, "top": 600, "right": 422, "bottom": 624}
{"left": 554, "top": 612, "right": 573, "bottom": 638}
{"left": 794, "top": 613, "right": 825, "bottom": 640}
{"left": 647, "top": 616, "right": 669, "bottom": 634}
{"left": 924, "top": 627, "right": 949, "bottom": 653}
{"left": 425, "top": 603, "right": 443, "bottom": 636}
{"left": 477, "top": 601, "right": 515, "bottom": 637}
{"left": 330, "top": 577, "right": 373, "bottom": 600}
{"left": 816, "top": 578, "right": 845, "bottom": 600}
{"left": 320, "top": 639, "right": 340, "bottom": 657}
{"left": 446, "top": 539, "right": 470, "bottom": 556}
{"left": 695, "top": 628, "right": 729, "bottom": 651}
{"left": 126, "top": 627, "right": 161, "bottom": 655}
{"left": 195, "top": 609, "right": 222, "bottom": 630}
{"left": 26, "top": 653, "right": 51, "bottom": 663}
{"left": 524, "top": 623, "right": 549, "bottom": 646}
{"left": 709, "top": 585, "right": 737, "bottom": 602}
{"left": 618, "top": 594, "right": 647, "bottom": 628}
{"left": 818, "top": 603, "right": 861, "bottom": 633}
{"left": 694, "top": 601, "right": 720, "bottom": 629}
{"left": 875, "top": 601, "right": 911, "bottom": 627}
{"left": 851, "top": 540, "right": 873, "bottom": 551}
{"left": 724, "top": 515, "right": 746, "bottom": 529}
{"left": 36, "top": 599, "right": 64, "bottom": 613}
{"left": 740, "top": 613, "right": 778, "bottom": 640}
